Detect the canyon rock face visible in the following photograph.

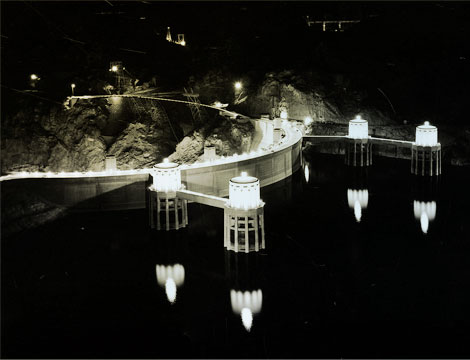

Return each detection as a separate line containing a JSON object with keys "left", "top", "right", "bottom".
{"left": 1, "top": 98, "right": 185, "bottom": 174}
{"left": 1, "top": 99, "right": 109, "bottom": 174}
{"left": 108, "top": 101, "right": 178, "bottom": 169}
{"left": 238, "top": 70, "right": 395, "bottom": 127}
{"left": 169, "top": 117, "right": 254, "bottom": 164}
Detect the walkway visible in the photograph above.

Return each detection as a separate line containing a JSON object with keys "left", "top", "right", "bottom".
{"left": 69, "top": 94, "right": 241, "bottom": 119}
{"left": 303, "top": 135, "right": 415, "bottom": 148}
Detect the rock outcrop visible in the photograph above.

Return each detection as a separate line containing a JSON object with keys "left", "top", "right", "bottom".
{"left": 1, "top": 99, "right": 109, "bottom": 174}
{"left": 169, "top": 117, "right": 254, "bottom": 164}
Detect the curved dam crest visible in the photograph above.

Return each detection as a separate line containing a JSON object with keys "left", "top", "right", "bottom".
{"left": 1, "top": 119, "right": 303, "bottom": 212}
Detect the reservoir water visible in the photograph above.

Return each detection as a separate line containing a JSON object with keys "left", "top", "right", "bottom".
{"left": 2, "top": 152, "right": 470, "bottom": 358}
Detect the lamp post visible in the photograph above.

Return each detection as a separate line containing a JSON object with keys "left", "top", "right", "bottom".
{"left": 234, "top": 82, "right": 243, "bottom": 104}
{"left": 71, "top": 83, "right": 76, "bottom": 96}
{"left": 30, "top": 74, "right": 40, "bottom": 88}
{"left": 109, "top": 61, "right": 123, "bottom": 94}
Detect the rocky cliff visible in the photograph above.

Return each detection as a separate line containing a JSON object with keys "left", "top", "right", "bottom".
{"left": 1, "top": 98, "right": 109, "bottom": 174}
{"left": 236, "top": 70, "right": 394, "bottom": 127}
{"left": 168, "top": 117, "right": 254, "bottom": 164}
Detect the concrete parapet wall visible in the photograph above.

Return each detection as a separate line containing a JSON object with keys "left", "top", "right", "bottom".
{"left": 182, "top": 139, "right": 302, "bottom": 198}
{"left": 3, "top": 122, "right": 303, "bottom": 212}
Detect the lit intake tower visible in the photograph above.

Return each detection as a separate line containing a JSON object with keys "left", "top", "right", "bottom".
{"left": 411, "top": 122, "right": 442, "bottom": 176}
{"left": 345, "top": 115, "right": 372, "bottom": 167}
{"left": 148, "top": 158, "right": 188, "bottom": 231}
{"left": 224, "top": 172, "right": 265, "bottom": 253}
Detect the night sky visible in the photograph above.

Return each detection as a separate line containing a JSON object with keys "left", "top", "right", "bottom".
{"left": 2, "top": 1, "right": 470, "bottom": 123}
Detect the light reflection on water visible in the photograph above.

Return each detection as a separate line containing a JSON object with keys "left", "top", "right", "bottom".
{"left": 156, "top": 264, "right": 185, "bottom": 304}
{"left": 224, "top": 250, "right": 266, "bottom": 333}
{"left": 347, "top": 189, "right": 369, "bottom": 222}
{"left": 413, "top": 200, "right": 437, "bottom": 234}
{"left": 5, "top": 153, "right": 470, "bottom": 358}
{"left": 230, "top": 289, "right": 263, "bottom": 332}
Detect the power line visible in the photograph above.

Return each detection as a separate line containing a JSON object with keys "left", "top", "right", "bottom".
{"left": 22, "top": 1, "right": 89, "bottom": 56}
{"left": 1, "top": 84, "right": 63, "bottom": 105}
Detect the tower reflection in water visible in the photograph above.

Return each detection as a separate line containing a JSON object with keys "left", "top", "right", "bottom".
{"left": 230, "top": 289, "right": 262, "bottom": 332}
{"left": 154, "top": 234, "right": 187, "bottom": 304}
{"left": 156, "top": 264, "right": 185, "bottom": 304}
{"left": 346, "top": 168, "right": 369, "bottom": 223}
{"left": 347, "top": 189, "right": 369, "bottom": 222}
{"left": 225, "top": 251, "right": 266, "bottom": 332}
{"left": 412, "top": 177, "right": 439, "bottom": 234}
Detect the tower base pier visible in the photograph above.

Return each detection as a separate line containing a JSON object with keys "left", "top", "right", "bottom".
{"left": 224, "top": 206, "right": 265, "bottom": 253}
{"left": 148, "top": 190, "right": 188, "bottom": 231}
{"left": 345, "top": 138, "right": 372, "bottom": 167}
{"left": 411, "top": 144, "right": 441, "bottom": 176}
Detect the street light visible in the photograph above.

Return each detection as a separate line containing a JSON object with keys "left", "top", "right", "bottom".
{"left": 234, "top": 82, "right": 242, "bottom": 90}
{"left": 110, "top": 65, "right": 118, "bottom": 72}
{"left": 71, "top": 83, "right": 76, "bottom": 96}
{"left": 30, "top": 74, "right": 39, "bottom": 80}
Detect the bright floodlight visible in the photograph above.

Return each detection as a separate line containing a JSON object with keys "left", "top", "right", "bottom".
{"left": 415, "top": 121, "right": 438, "bottom": 146}
{"left": 152, "top": 159, "right": 181, "bottom": 192}
{"left": 111, "top": 65, "right": 118, "bottom": 72}
{"left": 71, "top": 83, "right": 76, "bottom": 89}
{"left": 234, "top": 82, "right": 242, "bottom": 90}
{"left": 348, "top": 115, "right": 369, "bottom": 139}
{"left": 304, "top": 116, "right": 313, "bottom": 126}
{"left": 30, "top": 74, "right": 39, "bottom": 80}
{"left": 229, "top": 172, "right": 261, "bottom": 210}
{"left": 180, "top": 40, "right": 186, "bottom": 46}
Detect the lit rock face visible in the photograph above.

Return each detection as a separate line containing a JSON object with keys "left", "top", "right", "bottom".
{"left": 168, "top": 131, "right": 205, "bottom": 164}
{"left": 1, "top": 99, "right": 108, "bottom": 173}
{"left": 241, "top": 74, "right": 340, "bottom": 122}
{"left": 108, "top": 122, "right": 168, "bottom": 170}
{"left": 169, "top": 119, "right": 254, "bottom": 164}
{"left": 237, "top": 71, "right": 394, "bottom": 126}
{"left": 1, "top": 97, "right": 182, "bottom": 174}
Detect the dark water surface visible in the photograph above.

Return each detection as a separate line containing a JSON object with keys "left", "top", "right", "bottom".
{"left": 2, "top": 152, "right": 470, "bottom": 358}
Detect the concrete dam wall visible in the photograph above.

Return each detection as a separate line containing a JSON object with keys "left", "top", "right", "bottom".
{"left": 2, "top": 121, "right": 303, "bottom": 212}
